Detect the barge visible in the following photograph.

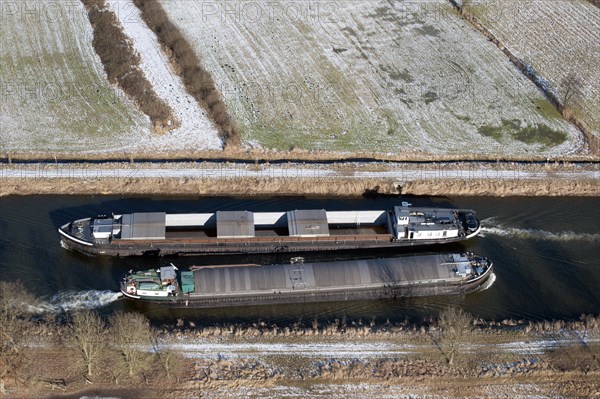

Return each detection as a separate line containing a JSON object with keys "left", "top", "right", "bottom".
{"left": 59, "top": 203, "right": 481, "bottom": 257}
{"left": 120, "top": 253, "right": 494, "bottom": 307}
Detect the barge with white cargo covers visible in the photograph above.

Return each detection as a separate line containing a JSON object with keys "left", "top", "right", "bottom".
{"left": 59, "top": 202, "right": 481, "bottom": 257}
{"left": 120, "top": 253, "right": 494, "bottom": 307}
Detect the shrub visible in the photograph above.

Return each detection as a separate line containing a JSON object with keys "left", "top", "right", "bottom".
{"left": 133, "top": 0, "right": 240, "bottom": 147}
{"left": 82, "top": 0, "right": 176, "bottom": 133}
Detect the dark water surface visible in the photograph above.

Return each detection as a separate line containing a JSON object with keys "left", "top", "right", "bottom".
{"left": 0, "top": 195, "right": 598, "bottom": 324}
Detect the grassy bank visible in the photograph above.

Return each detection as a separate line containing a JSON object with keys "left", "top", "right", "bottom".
{"left": 0, "top": 177, "right": 397, "bottom": 197}
{"left": 3, "top": 147, "right": 600, "bottom": 163}
{"left": 0, "top": 175, "right": 597, "bottom": 197}
{"left": 7, "top": 314, "right": 600, "bottom": 398}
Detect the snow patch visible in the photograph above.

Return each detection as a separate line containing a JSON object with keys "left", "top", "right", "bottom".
{"left": 2, "top": 163, "right": 599, "bottom": 182}
{"left": 167, "top": 341, "right": 410, "bottom": 359}
{"left": 106, "top": 0, "right": 222, "bottom": 150}
{"left": 79, "top": 397, "right": 121, "bottom": 399}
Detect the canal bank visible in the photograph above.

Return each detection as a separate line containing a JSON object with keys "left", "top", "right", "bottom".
{"left": 1, "top": 177, "right": 597, "bottom": 197}
{"left": 0, "top": 161, "right": 598, "bottom": 197}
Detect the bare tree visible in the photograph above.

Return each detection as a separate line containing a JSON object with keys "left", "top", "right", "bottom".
{"left": 65, "top": 310, "right": 107, "bottom": 378}
{"left": 109, "top": 312, "right": 154, "bottom": 379}
{"left": 0, "top": 281, "right": 37, "bottom": 394}
{"left": 437, "top": 307, "right": 474, "bottom": 365}
{"left": 152, "top": 337, "right": 188, "bottom": 382}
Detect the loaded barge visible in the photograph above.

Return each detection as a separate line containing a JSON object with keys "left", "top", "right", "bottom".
{"left": 120, "top": 253, "right": 494, "bottom": 307}
{"left": 59, "top": 203, "right": 480, "bottom": 257}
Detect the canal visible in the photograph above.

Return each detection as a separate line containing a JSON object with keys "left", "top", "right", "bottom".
{"left": 0, "top": 195, "right": 598, "bottom": 324}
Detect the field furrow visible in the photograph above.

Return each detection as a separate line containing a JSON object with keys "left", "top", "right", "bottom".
{"left": 0, "top": 0, "right": 150, "bottom": 152}
{"left": 465, "top": 0, "right": 600, "bottom": 136}
{"left": 161, "top": 0, "right": 581, "bottom": 156}
{"left": 106, "top": 0, "right": 222, "bottom": 150}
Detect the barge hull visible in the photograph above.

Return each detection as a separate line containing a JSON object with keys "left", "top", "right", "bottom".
{"left": 129, "top": 274, "right": 493, "bottom": 309}
{"left": 61, "top": 233, "right": 477, "bottom": 257}
{"left": 60, "top": 204, "right": 481, "bottom": 257}
{"left": 121, "top": 254, "right": 493, "bottom": 308}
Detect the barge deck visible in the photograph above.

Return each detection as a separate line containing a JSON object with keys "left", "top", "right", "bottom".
{"left": 121, "top": 253, "right": 494, "bottom": 308}
{"left": 60, "top": 202, "right": 481, "bottom": 257}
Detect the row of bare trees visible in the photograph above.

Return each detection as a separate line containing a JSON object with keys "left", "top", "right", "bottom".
{"left": 66, "top": 310, "right": 186, "bottom": 382}
{"left": 0, "top": 281, "right": 188, "bottom": 395}
{"left": 0, "top": 282, "right": 38, "bottom": 395}
{"left": 133, "top": 0, "right": 240, "bottom": 147}
{"left": 81, "top": 0, "right": 177, "bottom": 133}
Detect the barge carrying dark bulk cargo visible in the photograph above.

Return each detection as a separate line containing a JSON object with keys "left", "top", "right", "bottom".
{"left": 59, "top": 202, "right": 481, "bottom": 257}
{"left": 120, "top": 253, "right": 494, "bottom": 308}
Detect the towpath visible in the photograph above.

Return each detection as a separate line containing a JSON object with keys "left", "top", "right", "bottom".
{"left": 1, "top": 162, "right": 598, "bottom": 181}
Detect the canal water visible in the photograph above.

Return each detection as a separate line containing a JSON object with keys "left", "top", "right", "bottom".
{"left": 0, "top": 195, "right": 598, "bottom": 324}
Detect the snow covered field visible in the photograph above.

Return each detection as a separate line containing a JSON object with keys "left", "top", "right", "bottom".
{"left": 0, "top": 0, "right": 220, "bottom": 153}
{"left": 464, "top": 0, "right": 600, "bottom": 136}
{"left": 161, "top": 0, "right": 581, "bottom": 155}
{"left": 0, "top": 0, "right": 147, "bottom": 152}
{"left": 1, "top": 0, "right": 591, "bottom": 157}
{"left": 106, "top": 0, "right": 222, "bottom": 150}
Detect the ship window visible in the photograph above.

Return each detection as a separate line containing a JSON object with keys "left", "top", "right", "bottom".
{"left": 409, "top": 232, "right": 414, "bottom": 239}
{"left": 443, "top": 231, "right": 447, "bottom": 237}
{"left": 139, "top": 282, "right": 160, "bottom": 290}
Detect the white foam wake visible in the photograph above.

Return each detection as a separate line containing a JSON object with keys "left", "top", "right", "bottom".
{"left": 474, "top": 273, "right": 496, "bottom": 293}
{"left": 31, "top": 290, "right": 122, "bottom": 314}
{"left": 479, "top": 218, "right": 599, "bottom": 242}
